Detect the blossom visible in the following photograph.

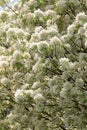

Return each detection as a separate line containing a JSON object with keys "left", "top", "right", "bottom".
{"left": 34, "top": 9, "right": 44, "bottom": 17}
{"left": 16, "top": 29, "right": 25, "bottom": 38}
{"left": 7, "top": 28, "right": 16, "bottom": 41}
{"left": 24, "top": 73, "right": 34, "bottom": 83}
{"left": 59, "top": 57, "right": 69, "bottom": 63}
{"left": 59, "top": 57, "right": 70, "bottom": 70}
{"left": 13, "top": 72, "right": 23, "bottom": 80}
{"left": 50, "top": 36, "right": 61, "bottom": 45}
{"left": 67, "top": 24, "right": 76, "bottom": 34}
{"left": 39, "top": 29, "right": 48, "bottom": 40}
{"left": 32, "top": 81, "right": 40, "bottom": 89}
{"left": 56, "top": 0, "right": 66, "bottom": 8}
{"left": 13, "top": 2, "right": 20, "bottom": 10}
{"left": 13, "top": 50, "right": 21, "bottom": 59}
{"left": 14, "top": 89, "right": 24, "bottom": 103}
{"left": 26, "top": 13, "right": 35, "bottom": 23}
{"left": 29, "top": 0, "right": 37, "bottom": 7}
{"left": 76, "top": 12, "right": 86, "bottom": 21}
{"left": 35, "top": 26, "right": 43, "bottom": 33}
{"left": 37, "top": 41, "right": 49, "bottom": 54}
{"left": 0, "top": 60, "right": 9, "bottom": 69}
{"left": 84, "top": 41, "right": 87, "bottom": 48}
{"left": 1, "top": 0, "right": 87, "bottom": 129}
{"left": 1, "top": 77, "right": 10, "bottom": 86}
{"left": 0, "top": 11, "right": 9, "bottom": 21}
{"left": 34, "top": 93, "right": 45, "bottom": 104}
{"left": 45, "top": 10, "right": 56, "bottom": 17}
{"left": 21, "top": 84, "right": 29, "bottom": 90}
{"left": 83, "top": 23, "right": 87, "bottom": 30}
{"left": 30, "top": 33, "right": 40, "bottom": 42}
{"left": 15, "top": 89, "right": 34, "bottom": 103}
{"left": 78, "top": 27, "right": 85, "bottom": 36}
{"left": 32, "top": 60, "right": 44, "bottom": 73}
{"left": 75, "top": 78, "right": 84, "bottom": 88}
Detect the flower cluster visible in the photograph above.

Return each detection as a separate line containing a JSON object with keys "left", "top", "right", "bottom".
{"left": 0, "top": 0, "right": 87, "bottom": 130}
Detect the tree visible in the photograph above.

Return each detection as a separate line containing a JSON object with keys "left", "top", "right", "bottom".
{"left": 0, "top": 0, "right": 87, "bottom": 130}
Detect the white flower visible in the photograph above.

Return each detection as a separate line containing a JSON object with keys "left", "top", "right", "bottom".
{"left": 30, "top": 33, "right": 40, "bottom": 42}
{"left": 56, "top": 0, "right": 66, "bottom": 8}
{"left": 13, "top": 72, "right": 23, "bottom": 80}
{"left": 21, "top": 84, "right": 29, "bottom": 89}
{"left": 84, "top": 41, "right": 87, "bottom": 48}
{"left": 50, "top": 36, "right": 61, "bottom": 45}
{"left": 69, "top": 62, "right": 76, "bottom": 69}
{"left": 76, "top": 12, "right": 85, "bottom": 21}
{"left": 13, "top": 2, "right": 20, "bottom": 10}
{"left": 45, "top": 24, "right": 59, "bottom": 38}
{"left": 24, "top": 90, "right": 34, "bottom": 97}
{"left": 34, "top": 53, "right": 40, "bottom": 61}
{"left": 67, "top": 24, "right": 76, "bottom": 34}
{"left": 29, "top": 0, "right": 37, "bottom": 6}
{"left": 37, "top": 41, "right": 49, "bottom": 54}
{"left": 35, "top": 26, "right": 43, "bottom": 33}
{"left": 63, "top": 44, "right": 71, "bottom": 49}
{"left": 59, "top": 57, "right": 69, "bottom": 63}
{"left": 0, "top": 60, "right": 9, "bottom": 69}
{"left": 75, "top": 78, "right": 84, "bottom": 88}
{"left": 59, "top": 57, "right": 69, "bottom": 70}
{"left": 79, "top": 53, "right": 87, "bottom": 61}
{"left": 46, "top": 19, "right": 53, "bottom": 27}
{"left": 32, "top": 60, "right": 44, "bottom": 73}
{"left": 0, "top": 11, "right": 9, "bottom": 21}
{"left": 14, "top": 89, "right": 24, "bottom": 102}
{"left": 34, "top": 93, "right": 45, "bottom": 104}
{"left": 45, "top": 10, "right": 56, "bottom": 17}
{"left": 75, "top": 12, "right": 87, "bottom": 24}
{"left": 16, "top": 29, "right": 25, "bottom": 38}
{"left": 39, "top": 29, "right": 48, "bottom": 40}
{"left": 61, "top": 86, "right": 71, "bottom": 99}
{"left": 26, "top": 13, "right": 35, "bottom": 23}
{"left": 84, "top": 32, "right": 87, "bottom": 39}
{"left": 60, "top": 88, "right": 66, "bottom": 98}
{"left": 1, "top": 77, "right": 10, "bottom": 86}
{"left": 83, "top": 23, "right": 87, "bottom": 30}
{"left": 7, "top": 28, "right": 16, "bottom": 41}
{"left": 25, "top": 73, "right": 35, "bottom": 83}
{"left": 78, "top": 27, "right": 85, "bottom": 36}
{"left": 32, "top": 81, "right": 40, "bottom": 89}
{"left": 13, "top": 50, "right": 21, "bottom": 59}
{"left": 34, "top": 9, "right": 44, "bottom": 17}
{"left": 28, "top": 42, "right": 37, "bottom": 50}
{"left": 47, "top": 24, "right": 58, "bottom": 31}
{"left": 71, "top": 87, "right": 81, "bottom": 95}
{"left": 61, "top": 34, "right": 72, "bottom": 43}
{"left": 15, "top": 89, "right": 34, "bottom": 103}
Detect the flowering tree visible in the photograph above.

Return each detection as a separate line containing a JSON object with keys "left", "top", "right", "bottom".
{"left": 0, "top": 0, "right": 87, "bottom": 130}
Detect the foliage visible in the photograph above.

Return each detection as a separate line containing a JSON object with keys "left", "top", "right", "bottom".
{"left": 0, "top": 0, "right": 87, "bottom": 130}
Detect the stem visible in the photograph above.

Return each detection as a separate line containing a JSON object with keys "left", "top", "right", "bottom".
{"left": 2, "top": 0, "right": 18, "bottom": 16}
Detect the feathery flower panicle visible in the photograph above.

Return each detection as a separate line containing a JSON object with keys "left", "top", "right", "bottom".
{"left": 0, "top": 10, "right": 9, "bottom": 21}
{"left": 84, "top": 41, "right": 87, "bottom": 48}
{"left": 34, "top": 93, "right": 45, "bottom": 104}
{"left": 1, "top": 77, "right": 10, "bottom": 86}
{"left": 1, "top": 0, "right": 87, "bottom": 129}
{"left": 29, "top": 0, "right": 37, "bottom": 7}
{"left": 45, "top": 9, "right": 56, "bottom": 17}
{"left": 14, "top": 89, "right": 24, "bottom": 103}
{"left": 67, "top": 24, "right": 76, "bottom": 34}
{"left": 50, "top": 36, "right": 61, "bottom": 45}
{"left": 34, "top": 9, "right": 44, "bottom": 17}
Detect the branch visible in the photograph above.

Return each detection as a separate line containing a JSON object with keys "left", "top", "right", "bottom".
{"left": 2, "top": 0, "right": 18, "bottom": 16}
